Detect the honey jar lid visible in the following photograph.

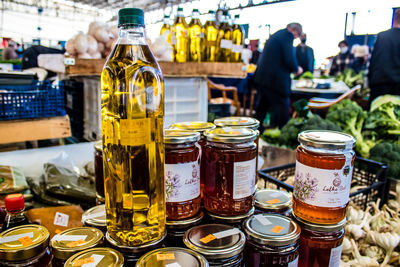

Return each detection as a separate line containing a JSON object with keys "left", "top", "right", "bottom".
{"left": 50, "top": 227, "right": 104, "bottom": 260}
{"left": 169, "top": 121, "right": 216, "bottom": 133}
{"left": 94, "top": 140, "right": 102, "bottom": 151}
{"left": 243, "top": 214, "right": 300, "bottom": 246}
{"left": 164, "top": 129, "right": 200, "bottom": 144}
{"left": 64, "top": 247, "right": 124, "bottom": 267}
{"left": 214, "top": 116, "right": 260, "bottom": 130}
{"left": 255, "top": 189, "right": 292, "bottom": 211}
{"left": 167, "top": 211, "right": 204, "bottom": 230}
{"left": 136, "top": 247, "right": 209, "bottom": 267}
{"left": 0, "top": 224, "right": 50, "bottom": 262}
{"left": 183, "top": 224, "right": 245, "bottom": 260}
{"left": 204, "top": 127, "right": 257, "bottom": 143}
{"left": 105, "top": 231, "right": 166, "bottom": 254}
{"left": 82, "top": 205, "right": 106, "bottom": 228}
{"left": 298, "top": 130, "right": 356, "bottom": 150}
{"left": 292, "top": 212, "right": 346, "bottom": 232}
{"left": 206, "top": 207, "right": 254, "bottom": 224}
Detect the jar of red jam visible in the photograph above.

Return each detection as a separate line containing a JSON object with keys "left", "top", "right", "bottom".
{"left": 94, "top": 141, "right": 105, "bottom": 204}
{"left": 203, "top": 127, "right": 257, "bottom": 216}
{"left": 64, "top": 247, "right": 124, "bottom": 267}
{"left": 206, "top": 207, "right": 254, "bottom": 230}
{"left": 166, "top": 211, "right": 204, "bottom": 247}
{"left": 165, "top": 129, "right": 201, "bottom": 220}
{"left": 293, "top": 213, "right": 345, "bottom": 267}
{"left": 243, "top": 214, "right": 300, "bottom": 267}
{"left": 255, "top": 189, "right": 292, "bottom": 216}
{"left": 293, "top": 130, "right": 356, "bottom": 224}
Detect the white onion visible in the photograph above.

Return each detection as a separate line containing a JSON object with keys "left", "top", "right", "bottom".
{"left": 90, "top": 51, "right": 102, "bottom": 59}
{"left": 78, "top": 53, "right": 92, "bottom": 59}
{"left": 105, "top": 39, "right": 116, "bottom": 50}
{"left": 87, "top": 35, "right": 98, "bottom": 54}
{"left": 65, "top": 39, "right": 75, "bottom": 55}
{"left": 88, "top": 21, "right": 101, "bottom": 36}
{"left": 97, "top": 42, "right": 105, "bottom": 53}
{"left": 94, "top": 26, "right": 110, "bottom": 43}
{"left": 74, "top": 33, "right": 89, "bottom": 54}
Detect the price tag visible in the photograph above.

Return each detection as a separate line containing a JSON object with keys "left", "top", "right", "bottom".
{"left": 18, "top": 236, "right": 33, "bottom": 246}
{"left": 199, "top": 234, "right": 216, "bottom": 244}
{"left": 157, "top": 253, "right": 175, "bottom": 261}
{"left": 53, "top": 235, "right": 87, "bottom": 242}
{"left": 213, "top": 228, "right": 241, "bottom": 239}
{"left": 270, "top": 225, "right": 285, "bottom": 234}
{"left": 66, "top": 239, "right": 86, "bottom": 248}
{"left": 54, "top": 212, "right": 69, "bottom": 227}
{"left": 255, "top": 214, "right": 272, "bottom": 226}
{"left": 79, "top": 254, "right": 105, "bottom": 267}
{"left": 74, "top": 257, "right": 94, "bottom": 266}
{"left": 266, "top": 198, "right": 281, "bottom": 204}
{"left": 0, "top": 232, "right": 34, "bottom": 243}
{"left": 166, "top": 263, "right": 182, "bottom": 267}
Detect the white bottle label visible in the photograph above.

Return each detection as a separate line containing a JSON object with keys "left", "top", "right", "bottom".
{"left": 165, "top": 161, "right": 200, "bottom": 202}
{"left": 231, "top": 44, "right": 243, "bottom": 53}
{"left": 220, "top": 39, "right": 232, "bottom": 49}
{"left": 329, "top": 244, "right": 343, "bottom": 267}
{"left": 233, "top": 158, "right": 256, "bottom": 199}
{"left": 294, "top": 160, "right": 352, "bottom": 208}
{"left": 288, "top": 256, "right": 298, "bottom": 267}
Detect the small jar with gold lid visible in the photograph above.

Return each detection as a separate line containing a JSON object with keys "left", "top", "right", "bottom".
{"left": 50, "top": 227, "right": 104, "bottom": 267}
{"left": 94, "top": 140, "right": 105, "bottom": 204}
{"left": 0, "top": 224, "right": 52, "bottom": 267}
{"left": 64, "top": 247, "right": 124, "bottom": 267}
{"left": 254, "top": 189, "right": 292, "bottom": 216}
{"left": 206, "top": 207, "right": 254, "bottom": 229}
{"left": 82, "top": 205, "right": 107, "bottom": 233}
{"left": 136, "top": 247, "right": 209, "bottom": 267}
{"left": 214, "top": 117, "right": 260, "bottom": 131}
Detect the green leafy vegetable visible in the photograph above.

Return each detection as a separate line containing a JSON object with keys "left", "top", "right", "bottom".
{"left": 261, "top": 128, "right": 281, "bottom": 145}
{"left": 369, "top": 142, "right": 400, "bottom": 178}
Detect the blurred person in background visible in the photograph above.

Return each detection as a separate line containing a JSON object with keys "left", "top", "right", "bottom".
{"left": 329, "top": 40, "right": 354, "bottom": 76}
{"left": 2, "top": 41, "right": 18, "bottom": 60}
{"left": 254, "top": 23, "right": 303, "bottom": 131}
{"left": 368, "top": 9, "right": 400, "bottom": 103}
{"left": 350, "top": 45, "right": 369, "bottom": 74}
{"left": 241, "top": 44, "right": 253, "bottom": 65}
{"left": 250, "top": 43, "right": 261, "bottom": 65}
{"left": 295, "top": 33, "right": 314, "bottom": 75}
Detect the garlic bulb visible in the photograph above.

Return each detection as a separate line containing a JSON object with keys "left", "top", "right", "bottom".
{"left": 74, "top": 33, "right": 89, "bottom": 54}
{"left": 78, "top": 53, "right": 92, "bottom": 59}
{"left": 373, "top": 232, "right": 400, "bottom": 266}
{"left": 363, "top": 245, "right": 385, "bottom": 260}
{"left": 346, "top": 224, "right": 365, "bottom": 240}
{"left": 65, "top": 39, "right": 75, "bottom": 55}
{"left": 342, "top": 236, "right": 353, "bottom": 254}
{"left": 87, "top": 35, "right": 98, "bottom": 54}
{"left": 94, "top": 26, "right": 110, "bottom": 43}
{"left": 97, "top": 42, "right": 105, "bottom": 53}
{"left": 347, "top": 206, "right": 364, "bottom": 223}
{"left": 350, "top": 239, "right": 380, "bottom": 266}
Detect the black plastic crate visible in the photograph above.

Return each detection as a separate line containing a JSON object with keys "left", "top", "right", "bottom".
{"left": 258, "top": 157, "right": 389, "bottom": 209}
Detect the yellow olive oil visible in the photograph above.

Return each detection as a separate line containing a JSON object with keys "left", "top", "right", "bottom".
{"left": 217, "top": 11, "right": 232, "bottom": 62}
{"left": 188, "top": 9, "right": 203, "bottom": 62}
{"left": 203, "top": 10, "right": 218, "bottom": 62}
{"left": 231, "top": 14, "right": 244, "bottom": 62}
{"left": 172, "top": 7, "right": 188, "bottom": 62}
{"left": 160, "top": 15, "right": 171, "bottom": 44}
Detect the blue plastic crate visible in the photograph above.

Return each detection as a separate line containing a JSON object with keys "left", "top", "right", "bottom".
{"left": 0, "top": 81, "right": 66, "bottom": 120}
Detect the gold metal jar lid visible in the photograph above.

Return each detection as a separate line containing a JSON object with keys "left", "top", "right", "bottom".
{"left": 204, "top": 127, "right": 258, "bottom": 144}
{"left": 298, "top": 130, "right": 356, "bottom": 151}
{"left": 94, "top": 140, "right": 102, "bottom": 152}
{"left": 183, "top": 224, "right": 245, "bottom": 260}
{"left": 0, "top": 224, "right": 50, "bottom": 262}
{"left": 105, "top": 231, "right": 166, "bottom": 254}
{"left": 136, "top": 247, "right": 209, "bottom": 267}
{"left": 164, "top": 129, "right": 200, "bottom": 144}
{"left": 292, "top": 212, "right": 346, "bottom": 232}
{"left": 167, "top": 211, "right": 204, "bottom": 230}
{"left": 255, "top": 189, "right": 292, "bottom": 211}
{"left": 64, "top": 247, "right": 124, "bottom": 267}
{"left": 214, "top": 116, "right": 260, "bottom": 130}
{"left": 243, "top": 214, "right": 300, "bottom": 247}
{"left": 169, "top": 121, "right": 216, "bottom": 133}
{"left": 50, "top": 227, "right": 104, "bottom": 260}
{"left": 82, "top": 205, "right": 106, "bottom": 228}
{"left": 207, "top": 207, "right": 254, "bottom": 224}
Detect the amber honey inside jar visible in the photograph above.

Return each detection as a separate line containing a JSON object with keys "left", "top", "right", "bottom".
{"left": 203, "top": 127, "right": 257, "bottom": 216}
{"left": 94, "top": 141, "right": 105, "bottom": 204}
{"left": 164, "top": 129, "right": 201, "bottom": 220}
{"left": 255, "top": 189, "right": 292, "bottom": 216}
{"left": 136, "top": 247, "right": 209, "bottom": 267}
{"left": 293, "top": 131, "right": 356, "bottom": 224}
{"left": 64, "top": 247, "right": 124, "bottom": 267}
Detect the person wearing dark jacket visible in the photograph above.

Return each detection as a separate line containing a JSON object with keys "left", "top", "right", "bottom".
{"left": 254, "top": 23, "right": 303, "bottom": 130}
{"left": 368, "top": 9, "right": 400, "bottom": 103}
{"left": 329, "top": 40, "right": 354, "bottom": 76}
{"left": 296, "top": 34, "right": 314, "bottom": 74}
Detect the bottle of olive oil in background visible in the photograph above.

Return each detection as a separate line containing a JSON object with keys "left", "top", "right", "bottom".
{"left": 231, "top": 14, "right": 244, "bottom": 63}
{"left": 101, "top": 8, "right": 165, "bottom": 247}
{"left": 172, "top": 7, "right": 188, "bottom": 62}
{"left": 160, "top": 14, "right": 171, "bottom": 44}
{"left": 217, "top": 10, "right": 232, "bottom": 62}
{"left": 188, "top": 8, "right": 203, "bottom": 62}
{"left": 203, "top": 10, "right": 218, "bottom": 62}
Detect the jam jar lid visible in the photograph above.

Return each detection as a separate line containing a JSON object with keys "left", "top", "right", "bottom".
{"left": 207, "top": 207, "right": 254, "bottom": 224}
{"left": 292, "top": 213, "right": 346, "bottom": 232}
{"left": 255, "top": 189, "right": 292, "bottom": 211}
{"left": 167, "top": 211, "right": 204, "bottom": 230}
{"left": 164, "top": 129, "right": 200, "bottom": 144}
{"left": 50, "top": 227, "right": 104, "bottom": 260}
{"left": 214, "top": 117, "right": 260, "bottom": 130}
{"left": 169, "top": 122, "right": 216, "bottom": 133}
{"left": 136, "top": 247, "right": 209, "bottom": 267}
{"left": 183, "top": 224, "right": 245, "bottom": 260}
{"left": 106, "top": 231, "right": 166, "bottom": 254}
{"left": 243, "top": 214, "right": 300, "bottom": 247}
{"left": 0, "top": 224, "right": 50, "bottom": 262}
{"left": 298, "top": 130, "right": 356, "bottom": 151}
{"left": 82, "top": 205, "right": 106, "bottom": 228}
{"left": 94, "top": 140, "right": 102, "bottom": 151}
{"left": 64, "top": 247, "right": 124, "bottom": 267}
{"left": 204, "top": 127, "right": 257, "bottom": 144}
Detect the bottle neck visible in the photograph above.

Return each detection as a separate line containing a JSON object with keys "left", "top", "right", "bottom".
{"left": 118, "top": 25, "right": 147, "bottom": 45}
{"left": 163, "top": 18, "right": 170, "bottom": 24}
{"left": 177, "top": 11, "right": 184, "bottom": 17}
{"left": 6, "top": 209, "right": 25, "bottom": 217}
{"left": 192, "top": 12, "right": 199, "bottom": 19}
{"left": 207, "top": 13, "right": 216, "bottom": 22}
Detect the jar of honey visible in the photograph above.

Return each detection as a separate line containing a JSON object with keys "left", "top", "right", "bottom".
{"left": 82, "top": 205, "right": 107, "bottom": 233}
{"left": 136, "top": 247, "right": 209, "bottom": 267}
{"left": 64, "top": 247, "right": 124, "bottom": 267}
{"left": 164, "top": 129, "right": 201, "bottom": 220}
{"left": 242, "top": 214, "right": 300, "bottom": 267}
{"left": 94, "top": 141, "right": 105, "bottom": 204}
{"left": 183, "top": 224, "right": 245, "bottom": 266}
{"left": 255, "top": 189, "right": 292, "bottom": 216}
{"left": 293, "top": 213, "right": 345, "bottom": 267}
{"left": 166, "top": 211, "right": 204, "bottom": 247}
{"left": 203, "top": 127, "right": 257, "bottom": 216}
{"left": 293, "top": 130, "right": 356, "bottom": 224}
{"left": 206, "top": 207, "right": 254, "bottom": 229}
{"left": 0, "top": 225, "right": 52, "bottom": 267}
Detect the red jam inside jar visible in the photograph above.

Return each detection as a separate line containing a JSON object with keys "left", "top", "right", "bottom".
{"left": 203, "top": 127, "right": 257, "bottom": 216}
{"left": 94, "top": 141, "right": 105, "bottom": 204}
{"left": 293, "top": 130, "right": 356, "bottom": 224}
{"left": 165, "top": 129, "right": 201, "bottom": 220}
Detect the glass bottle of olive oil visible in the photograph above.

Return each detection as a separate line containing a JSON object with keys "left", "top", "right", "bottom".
{"left": 231, "top": 14, "right": 244, "bottom": 63}
{"left": 203, "top": 10, "right": 218, "bottom": 62}
{"left": 160, "top": 14, "right": 171, "bottom": 44}
{"left": 101, "top": 8, "right": 165, "bottom": 247}
{"left": 172, "top": 7, "right": 188, "bottom": 63}
{"left": 216, "top": 10, "right": 232, "bottom": 62}
{"left": 188, "top": 9, "right": 203, "bottom": 62}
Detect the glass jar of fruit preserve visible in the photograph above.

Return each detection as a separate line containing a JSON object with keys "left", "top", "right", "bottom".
{"left": 243, "top": 214, "right": 300, "bottom": 267}
{"left": 255, "top": 189, "right": 292, "bottom": 216}
{"left": 293, "top": 213, "right": 345, "bottom": 267}
{"left": 166, "top": 211, "right": 204, "bottom": 247}
{"left": 203, "top": 127, "right": 257, "bottom": 216}
{"left": 214, "top": 117, "right": 260, "bottom": 131}
{"left": 82, "top": 205, "right": 107, "bottom": 233}
{"left": 64, "top": 247, "right": 124, "bottom": 267}
{"left": 206, "top": 207, "right": 254, "bottom": 230}
{"left": 136, "top": 247, "right": 209, "bottom": 267}
{"left": 94, "top": 141, "right": 105, "bottom": 205}
{"left": 164, "top": 129, "right": 201, "bottom": 220}
{"left": 293, "top": 130, "right": 356, "bottom": 224}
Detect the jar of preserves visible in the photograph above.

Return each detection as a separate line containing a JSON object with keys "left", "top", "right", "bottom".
{"left": 206, "top": 207, "right": 254, "bottom": 229}
{"left": 242, "top": 214, "right": 300, "bottom": 267}
{"left": 214, "top": 116, "right": 259, "bottom": 131}
{"left": 136, "top": 247, "right": 209, "bottom": 267}
{"left": 293, "top": 130, "right": 356, "bottom": 224}
{"left": 255, "top": 189, "right": 292, "bottom": 216}
{"left": 183, "top": 224, "right": 245, "bottom": 266}
{"left": 166, "top": 211, "right": 204, "bottom": 247}
{"left": 164, "top": 129, "right": 201, "bottom": 220}
{"left": 82, "top": 205, "right": 107, "bottom": 233}
{"left": 94, "top": 140, "right": 105, "bottom": 204}
{"left": 0, "top": 224, "right": 52, "bottom": 267}
{"left": 293, "top": 213, "right": 345, "bottom": 267}
{"left": 50, "top": 227, "right": 104, "bottom": 267}
{"left": 203, "top": 127, "right": 257, "bottom": 216}
{"left": 64, "top": 247, "right": 124, "bottom": 267}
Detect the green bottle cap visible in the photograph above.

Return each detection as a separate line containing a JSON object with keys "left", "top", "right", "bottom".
{"left": 235, "top": 14, "right": 240, "bottom": 18}
{"left": 193, "top": 9, "right": 199, "bottom": 12}
{"left": 222, "top": 10, "right": 228, "bottom": 16}
{"left": 118, "top": 8, "right": 144, "bottom": 27}
{"left": 208, "top": 10, "right": 215, "bottom": 14}
{"left": 177, "top": 7, "right": 184, "bottom": 12}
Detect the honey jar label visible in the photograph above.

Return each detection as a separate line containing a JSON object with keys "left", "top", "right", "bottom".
{"left": 328, "top": 244, "right": 343, "bottom": 267}
{"left": 293, "top": 161, "right": 352, "bottom": 208}
{"left": 119, "top": 119, "right": 151, "bottom": 146}
{"left": 288, "top": 256, "right": 298, "bottom": 267}
{"left": 233, "top": 158, "right": 256, "bottom": 200}
{"left": 165, "top": 161, "right": 200, "bottom": 203}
